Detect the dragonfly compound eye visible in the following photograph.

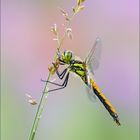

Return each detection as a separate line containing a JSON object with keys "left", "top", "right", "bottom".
{"left": 62, "top": 51, "right": 72, "bottom": 63}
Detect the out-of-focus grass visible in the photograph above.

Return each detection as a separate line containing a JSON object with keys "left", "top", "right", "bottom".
{"left": 1, "top": 89, "right": 139, "bottom": 140}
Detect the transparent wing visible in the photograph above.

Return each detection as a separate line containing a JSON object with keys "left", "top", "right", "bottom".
{"left": 85, "top": 37, "right": 102, "bottom": 75}
{"left": 85, "top": 73, "right": 96, "bottom": 102}
{"left": 85, "top": 85, "right": 97, "bottom": 102}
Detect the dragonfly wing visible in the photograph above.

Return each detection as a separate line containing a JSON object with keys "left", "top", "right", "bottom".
{"left": 85, "top": 74, "right": 96, "bottom": 102}
{"left": 85, "top": 85, "right": 97, "bottom": 102}
{"left": 85, "top": 37, "right": 102, "bottom": 75}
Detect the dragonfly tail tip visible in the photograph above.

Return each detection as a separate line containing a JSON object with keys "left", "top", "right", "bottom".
{"left": 115, "top": 119, "right": 121, "bottom": 126}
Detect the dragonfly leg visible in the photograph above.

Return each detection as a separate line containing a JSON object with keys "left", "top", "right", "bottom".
{"left": 43, "top": 72, "right": 69, "bottom": 93}
{"left": 56, "top": 68, "right": 68, "bottom": 79}
{"left": 41, "top": 79, "right": 64, "bottom": 87}
{"left": 41, "top": 68, "right": 68, "bottom": 83}
{"left": 52, "top": 62, "right": 68, "bottom": 79}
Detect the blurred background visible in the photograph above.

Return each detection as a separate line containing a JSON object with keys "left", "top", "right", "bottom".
{"left": 1, "top": 0, "right": 139, "bottom": 140}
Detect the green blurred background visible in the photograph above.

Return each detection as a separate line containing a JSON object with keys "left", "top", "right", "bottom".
{"left": 1, "top": 0, "right": 139, "bottom": 140}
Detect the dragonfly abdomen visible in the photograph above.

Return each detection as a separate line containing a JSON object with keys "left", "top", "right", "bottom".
{"left": 90, "top": 79, "right": 121, "bottom": 126}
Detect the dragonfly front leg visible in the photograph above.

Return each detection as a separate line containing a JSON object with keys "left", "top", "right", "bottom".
{"left": 42, "top": 72, "right": 70, "bottom": 93}
{"left": 51, "top": 62, "right": 68, "bottom": 79}
{"left": 41, "top": 68, "right": 68, "bottom": 83}
{"left": 56, "top": 68, "right": 68, "bottom": 79}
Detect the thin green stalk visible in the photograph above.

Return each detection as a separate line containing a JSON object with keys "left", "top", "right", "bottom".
{"left": 29, "top": 73, "right": 51, "bottom": 140}
{"left": 28, "top": 19, "right": 72, "bottom": 139}
{"left": 28, "top": 2, "right": 84, "bottom": 138}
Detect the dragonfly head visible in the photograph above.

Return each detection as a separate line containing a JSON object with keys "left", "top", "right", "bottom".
{"left": 61, "top": 50, "right": 73, "bottom": 64}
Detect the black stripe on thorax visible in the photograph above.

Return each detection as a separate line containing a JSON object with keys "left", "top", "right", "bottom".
{"left": 70, "top": 60, "right": 85, "bottom": 70}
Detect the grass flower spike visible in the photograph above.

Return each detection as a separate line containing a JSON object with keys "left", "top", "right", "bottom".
{"left": 28, "top": 1, "right": 87, "bottom": 140}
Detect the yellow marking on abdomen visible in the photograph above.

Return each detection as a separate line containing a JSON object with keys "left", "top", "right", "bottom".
{"left": 90, "top": 78, "right": 121, "bottom": 126}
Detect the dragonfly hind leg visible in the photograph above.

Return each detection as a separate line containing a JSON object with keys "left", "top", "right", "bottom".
{"left": 52, "top": 62, "right": 68, "bottom": 79}
{"left": 56, "top": 67, "right": 68, "bottom": 79}
{"left": 41, "top": 68, "right": 68, "bottom": 82}
{"left": 42, "top": 72, "right": 70, "bottom": 93}
{"left": 41, "top": 68, "right": 68, "bottom": 85}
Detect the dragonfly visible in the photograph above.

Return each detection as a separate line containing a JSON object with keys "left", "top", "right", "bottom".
{"left": 42, "top": 38, "right": 121, "bottom": 126}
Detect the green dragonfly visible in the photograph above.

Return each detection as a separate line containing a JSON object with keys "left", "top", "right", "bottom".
{"left": 42, "top": 38, "right": 121, "bottom": 125}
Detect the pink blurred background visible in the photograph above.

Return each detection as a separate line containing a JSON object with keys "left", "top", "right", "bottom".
{"left": 1, "top": 0, "right": 139, "bottom": 139}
